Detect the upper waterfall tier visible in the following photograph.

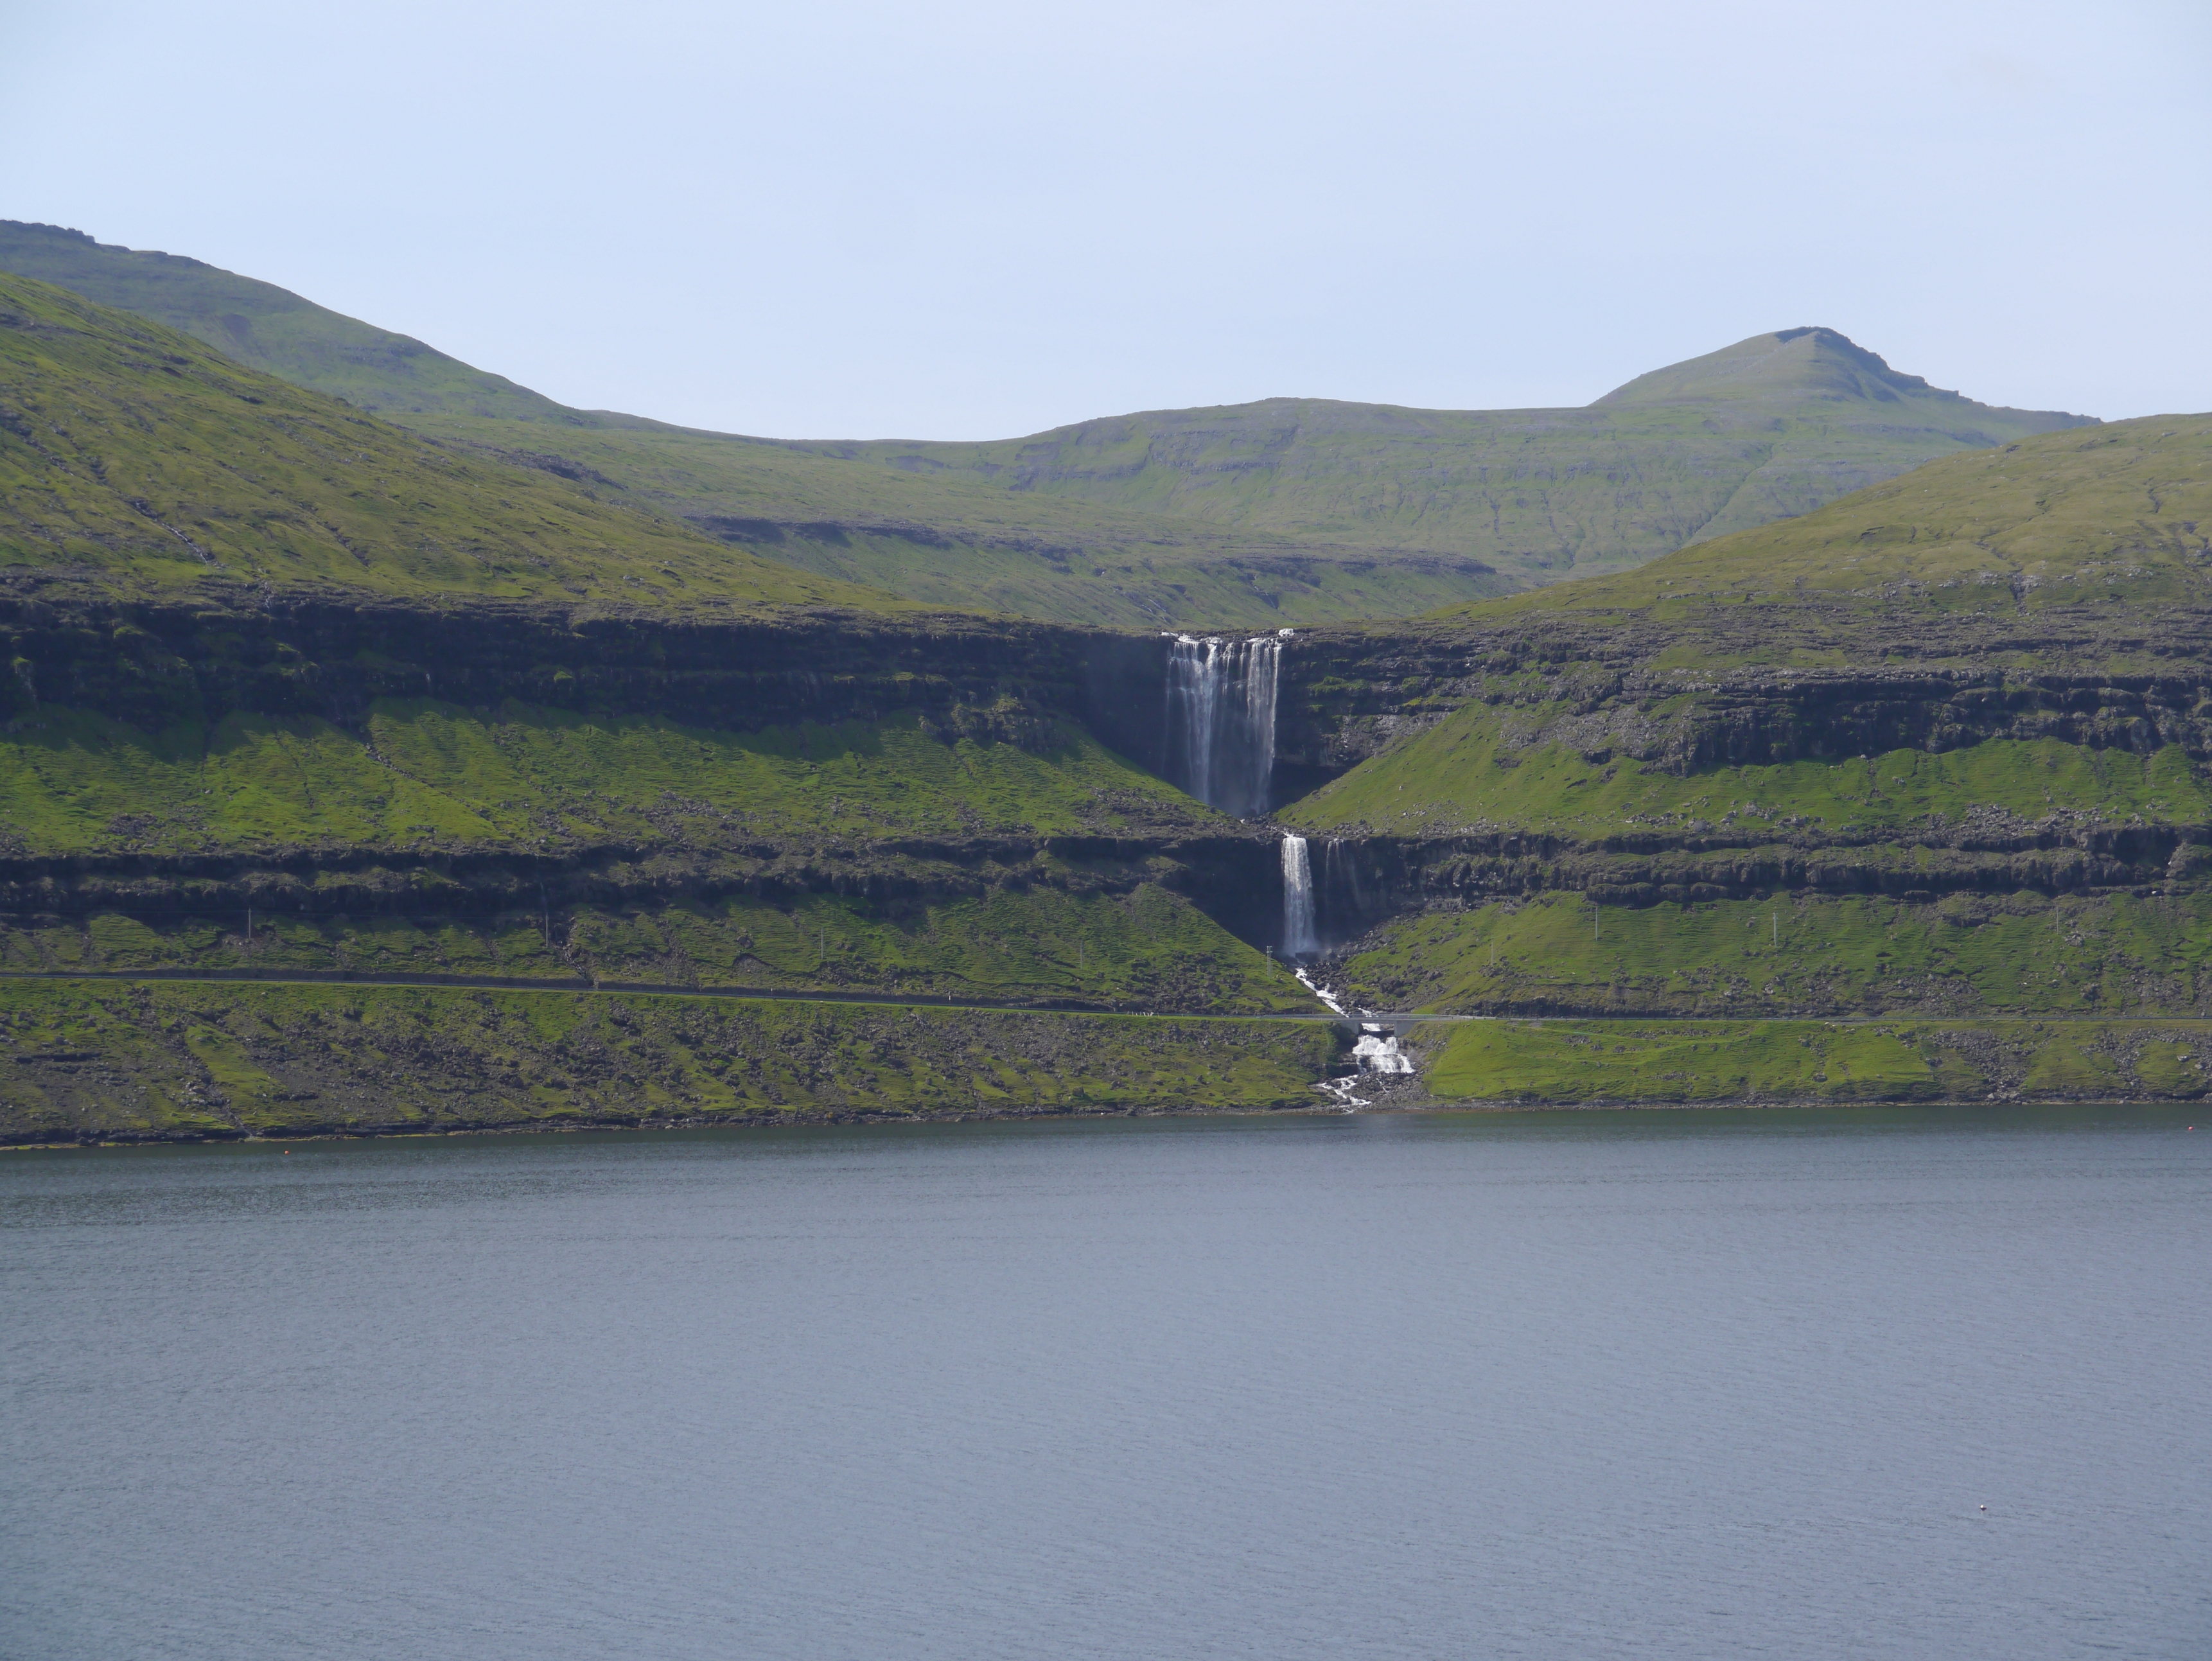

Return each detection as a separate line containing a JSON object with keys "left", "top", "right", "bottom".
{"left": 1164, "top": 633, "right": 1283, "bottom": 817}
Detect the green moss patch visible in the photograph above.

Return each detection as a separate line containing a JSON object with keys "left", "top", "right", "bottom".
{"left": 1283, "top": 701, "right": 2208, "bottom": 838}
{"left": 0, "top": 698, "right": 1216, "bottom": 855}
{"left": 0, "top": 886, "right": 1313, "bottom": 1014}
{"left": 1339, "top": 889, "right": 2212, "bottom": 1019}
{"left": 1425, "top": 1016, "right": 2212, "bottom": 1105}
{"left": 0, "top": 978, "right": 1341, "bottom": 1145}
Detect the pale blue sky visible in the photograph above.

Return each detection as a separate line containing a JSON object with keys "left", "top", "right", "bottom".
{"left": 4, "top": 0, "right": 2206, "bottom": 438}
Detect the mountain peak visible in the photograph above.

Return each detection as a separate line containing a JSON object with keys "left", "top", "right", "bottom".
{"left": 1590, "top": 326, "right": 2065, "bottom": 416}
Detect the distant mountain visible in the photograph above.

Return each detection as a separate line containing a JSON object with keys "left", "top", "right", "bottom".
{"left": 816, "top": 331, "right": 2094, "bottom": 575}
{"left": 0, "top": 220, "right": 2094, "bottom": 621}
{"left": 1597, "top": 324, "right": 2004, "bottom": 409}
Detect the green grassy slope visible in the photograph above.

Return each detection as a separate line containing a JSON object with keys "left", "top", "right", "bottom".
{"left": 1420, "top": 1015, "right": 2212, "bottom": 1105}
{"left": 0, "top": 699, "right": 1215, "bottom": 857}
{"left": 384, "top": 335, "right": 2094, "bottom": 613}
{"left": 0, "top": 277, "right": 1321, "bottom": 1027}
{"left": 0, "top": 270, "right": 903, "bottom": 611}
{"left": 1286, "top": 721, "right": 2208, "bottom": 840}
{"left": 401, "top": 413, "right": 1514, "bottom": 629}
{"left": 1462, "top": 414, "right": 2212, "bottom": 622}
{"left": 0, "top": 978, "right": 1339, "bottom": 1145}
{"left": 1277, "top": 414, "right": 2212, "bottom": 1053}
{"left": 0, "top": 222, "right": 1514, "bottom": 626}
{"left": 0, "top": 884, "right": 1303, "bottom": 1013}
{"left": 0, "top": 697, "right": 1313, "bottom": 1013}
{"left": 5, "top": 224, "right": 2098, "bottom": 621}
{"left": 1294, "top": 416, "right": 2212, "bottom": 834}
{"left": 802, "top": 328, "right": 2093, "bottom": 585}
{"left": 0, "top": 221, "right": 586, "bottom": 421}
{"left": 1338, "top": 890, "right": 2212, "bottom": 1021}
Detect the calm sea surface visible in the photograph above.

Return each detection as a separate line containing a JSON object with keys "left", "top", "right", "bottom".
{"left": 3, "top": 1107, "right": 2208, "bottom": 1660}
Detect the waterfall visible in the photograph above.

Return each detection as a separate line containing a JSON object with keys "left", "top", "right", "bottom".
{"left": 1351, "top": 1023, "right": 1414, "bottom": 1074}
{"left": 1315, "top": 1022, "right": 1414, "bottom": 1111}
{"left": 1164, "top": 631, "right": 1284, "bottom": 816}
{"left": 1281, "top": 834, "right": 1318, "bottom": 959}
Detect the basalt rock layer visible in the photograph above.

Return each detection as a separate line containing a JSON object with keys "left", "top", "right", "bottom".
{"left": 0, "top": 574, "right": 1169, "bottom": 761}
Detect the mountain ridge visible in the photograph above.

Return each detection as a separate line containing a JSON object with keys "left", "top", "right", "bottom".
{"left": 0, "top": 218, "right": 2099, "bottom": 622}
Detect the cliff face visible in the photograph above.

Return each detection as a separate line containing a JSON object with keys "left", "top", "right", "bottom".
{"left": 13, "top": 568, "right": 2212, "bottom": 969}
{"left": 1258, "top": 593, "right": 2212, "bottom": 953}
{"left": 1274, "top": 605, "right": 2212, "bottom": 787}
{"left": 0, "top": 576, "right": 1167, "bottom": 757}
{"left": 0, "top": 578, "right": 1326, "bottom": 989}
{"left": 1249, "top": 414, "right": 2212, "bottom": 1026}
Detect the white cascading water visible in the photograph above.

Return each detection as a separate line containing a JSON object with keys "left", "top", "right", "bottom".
{"left": 1281, "top": 833, "right": 1318, "bottom": 959}
{"left": 1351, "top": 1024, "right": 1414, "bottom": 1074}
{"left": 1164, "top": 631, "right": 1284, "bottom": 816}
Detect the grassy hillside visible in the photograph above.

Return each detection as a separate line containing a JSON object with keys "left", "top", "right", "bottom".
{"left": 253, "top": 335, "right": 2097, "bottom": 617}
{"left": 0, "top": 274, "right": 1325, "bottom": 1033}
{"left": 1272, "top": 411, "right": 2212, "bottom": 1094}
{"left": 0, "top": 270, "right": 902, "bottom": 611}
{"left": 1457, "top": 414, "right": 2212, "bottom": 623}
{"left": 1289, "top": 416, "right": 2212, "bottom": 829}
{"left": 0, "top": 221, "right": 584, "bottom": 422}
{"left": 1419, "top": 1015, "right": 2212, "bottom": 1105}
{"left": 1285, "top": 721, "right": 2208, "bottom": 840}
{"left": 0, "top": 695, "right": 1319, "bottom": 1013}
{"left": 1333, "top": 890, "right": 2212, "bottom": 1021}
{"left": 0, "top": 884, "right": 1305, "bottom": 1014}
{"left": 4, "top": 222, "right": 2096, "bottom": 623}
{"left": 0, "top": 222, "right": 1514, "bottom": 627}
{"left": 15, "top": 223, "right": 2203, "bottom": 1120}
{"left": 401, "top": 412, "right": 1515, "bottom": 629}
{"left": 0, "top": 978, "right": 1339, "bottom": 1145}
{"left": 802, "top": 329, "right": 2093, "bottom": 585}
{"left": 0, "top": 698, "right": 1216, "bottom": 857}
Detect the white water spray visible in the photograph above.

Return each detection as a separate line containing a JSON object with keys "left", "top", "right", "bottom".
{"left": 1314, "top": 1021, "right": 1414, "bottom": 1110}
{"left": 1295, "top": 967, "right": 1346, "bottom": 1016}
{"left": 1164, "top": 633, "right": 1283, "bottom": 816}
{"left": 1281, "top": 834, "right": 1317, "bottom": 959}
{"left": 1351, "top": 1023, "right": 1414, "bottom": 1075}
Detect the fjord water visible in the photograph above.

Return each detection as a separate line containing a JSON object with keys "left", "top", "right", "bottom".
{"left": 4, "top": 1111, "right": 2207, "bottom": 1660}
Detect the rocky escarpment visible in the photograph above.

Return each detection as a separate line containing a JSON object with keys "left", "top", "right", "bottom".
{"left": 0, "top": 572, "right": 1175, "bottom": 764}
{"left": 0, "top": 832, "right": 1292, "bottom": 957}
{"left": 0, "top": 577, "right": 1321, "bottom": 999}
{"left": 1256, "top": 586, "right": 2212, "bottom": 1021}
{"left": 1278, "top": 815, "right": 2209, "bottom": 944}
{"left": 1271, "top": 599, "right": 2212, "bottom": 794}
{"left": 15, "top": 570, "right": 2212, "bottom": 984}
